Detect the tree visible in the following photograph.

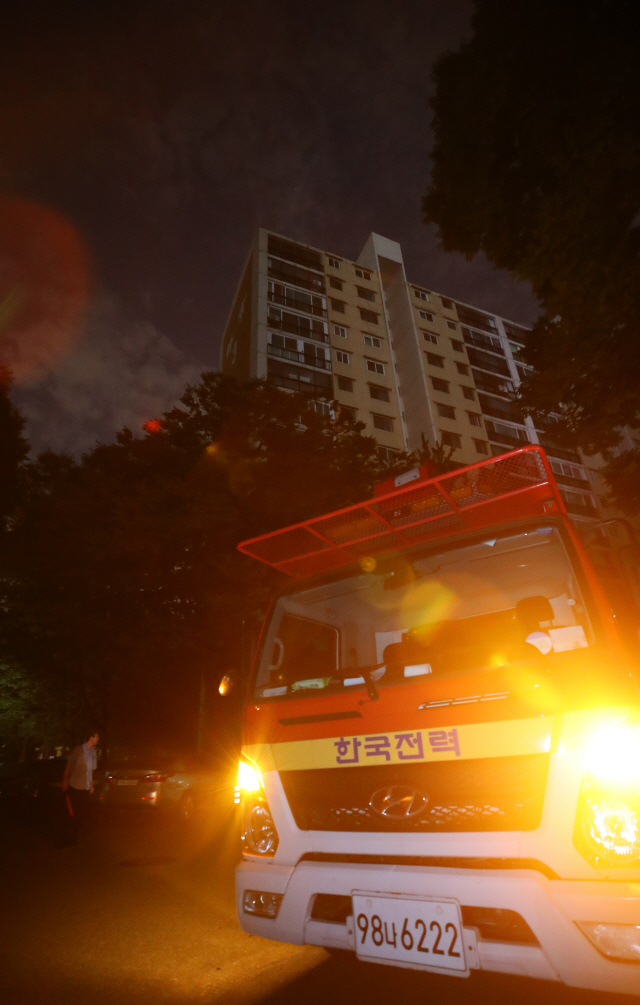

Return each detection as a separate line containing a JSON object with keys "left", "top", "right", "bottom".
{"left": 424, "top": 2, "right": 640, "bottom": 485}
{"left": 4, "top": 374, "right": 416, "bottom": 753}
{"left": 0, "top": 367, "right": 29, "bottom": 525}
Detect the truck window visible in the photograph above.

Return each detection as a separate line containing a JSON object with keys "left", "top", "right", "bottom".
{"left": 253, "top": 525, "right": 593, "bottom": 701}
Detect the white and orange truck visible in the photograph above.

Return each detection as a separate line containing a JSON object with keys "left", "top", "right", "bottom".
{"left": 232, "top": 445, "right": 640, "bottom": 993}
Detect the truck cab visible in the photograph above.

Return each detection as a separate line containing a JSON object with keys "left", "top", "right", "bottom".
{"left": 234, "top": 446, "right": 640, "bottom": 993}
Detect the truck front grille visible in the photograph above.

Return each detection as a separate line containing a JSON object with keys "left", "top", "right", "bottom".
{"left": 279, "top": 754, "right": 548, "bottom": 832}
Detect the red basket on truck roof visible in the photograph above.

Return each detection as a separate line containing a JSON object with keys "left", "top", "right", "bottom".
{"left": 239, "top": 445, "right": 565, "bottom": 578}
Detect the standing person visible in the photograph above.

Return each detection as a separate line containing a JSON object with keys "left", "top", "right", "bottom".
{"left": 61, "top": 731, "right": 99, "bottom": 844}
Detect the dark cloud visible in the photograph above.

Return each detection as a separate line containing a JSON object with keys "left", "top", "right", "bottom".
{"left": 12, "top": 294, "right": 200, "bottom": 455}
{"left": 1, "top": 0, "right": 538, "bottom": 451}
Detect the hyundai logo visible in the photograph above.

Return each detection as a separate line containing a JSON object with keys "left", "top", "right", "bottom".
{"left": 369, "top": 785, "right": 428, "bottom": 819}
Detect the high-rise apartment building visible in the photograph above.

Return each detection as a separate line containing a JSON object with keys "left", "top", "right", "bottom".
{"left": 221, "top": 229, "right": 608, "bottom": 527}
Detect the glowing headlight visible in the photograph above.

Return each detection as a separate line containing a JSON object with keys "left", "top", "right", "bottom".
{"left": 237, "top": 757, "right": 279, "bottom": 856}
{"left": 575, "top": 720, "right": 640, "bottom": 868}
{"left": 238, "top": 759, "right": 262, "bottom": 792}
{"left": 583, "top": 722, "right": 640, "bottom": 788}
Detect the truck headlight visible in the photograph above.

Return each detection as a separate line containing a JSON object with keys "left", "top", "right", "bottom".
{"left": 575, "top": 722, "right": 640, "bottom": 868}
{"left": 237, "top": 757, "right": 279, "bottom": 857}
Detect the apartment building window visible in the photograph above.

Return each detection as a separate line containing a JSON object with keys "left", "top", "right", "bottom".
{"left": 331, "top": 299, "right": 346, "bottom": 313}
{"left": 447, "top": 321, "right": 457, "bottom": 330}
{"left": 340, "top": 405, "right": 357, "bottom": 421}
{"left": 378, "top": 445, "right": 400, "bottom": 462}
{"left": 327, "top": 257, "right": 341, "bottom": 269}
{"left": 314, "top": 400, "right": 333, "bottom": 417}
{"left": 359, "top": 308, "right": 379, "bottom": 324}
{"left": 451, "top": 339, "right": 464, "bottom": 352}
{"left": 357, "top": 286, "right": 375, "bottom": 302}
{"left": 334, "top": 324, "right": 348, "bottom": 338}
{"left": 419, "top": 310, "right": 434, "bottom": 322}
{"left": 369, "top": 385, "right": 390, "bottom": 403}
{"left": 426, "top": 352, "right": 444, "bottom": 368}
{"left": 422, "top": 331, "right": 439, "bottom": 345}
{"left": 355, "top": 268, "right": 372, "bottom": 281}
{"left": 441, "top": 297, "right": 454, "bottom": 310}
{"left": 467, "top": 412, "right": 482, "bottom": 427}
{"left": 337, "top": 376, "right": 354, "bottom": 392}
{"left": 271, "top": 333, "right": 298, "bottom": 352}
{"left": 461, "top": 386, "right": 475, "bottom": 400}
{"left": 431, "top": 377, "right": 449, "bottom": 393}
{"left": 366, "top": 359, "right": 385, "bottom": 375}
{"left": 549, "top": 459, "right": 588, "bottom": 483}
{"left": 336, "top": 350, "right": 351, "bottom": 364}
{"left": 456, "top": 362, "right": 469, "bottom": 375}
{"left": 441, "top": 431, "right": 461, "bottom": 448}
{"left": 364, "top": 334, "right": 383, "bottom": 349}
{"left": 474, "top": 439, "right": 489, "bottom": 455}
{"left": 414, "top": 290, "right": 429, "bottom": 301}
{"left": 329, "top": 277, "right": 343, "bottom": 291}
{"left": 372, "top": 414, "right": 394, "bottom": 432}
{"left": 437, "top": 402, "right": 455, "bottom": 419}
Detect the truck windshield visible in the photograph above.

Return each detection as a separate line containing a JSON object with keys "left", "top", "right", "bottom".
{"left": 253, "top": 525, "right": 594, "bottom": 701}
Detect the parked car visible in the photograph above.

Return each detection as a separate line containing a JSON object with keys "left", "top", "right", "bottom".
{"left": 100, "top": 755, "right": 221, "bottom": 819}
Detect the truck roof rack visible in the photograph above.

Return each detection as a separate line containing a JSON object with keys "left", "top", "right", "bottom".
{"left": 238, "top": 445, "right": 565, "bottom": 579}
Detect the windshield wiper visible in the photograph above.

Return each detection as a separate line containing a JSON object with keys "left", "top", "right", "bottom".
{"left": 336, "top": 663, "right": 385, "bottom": 701}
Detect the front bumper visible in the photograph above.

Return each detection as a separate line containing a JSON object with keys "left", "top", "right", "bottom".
{"left": 236, "top": 859, "right": 640, "bottom": 994}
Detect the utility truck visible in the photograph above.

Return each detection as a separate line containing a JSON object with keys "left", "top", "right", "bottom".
{"left": 233, "top": 446, "right": 640, "bottom": 993}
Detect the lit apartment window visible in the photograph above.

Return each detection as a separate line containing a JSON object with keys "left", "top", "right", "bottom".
{"left": 337, "top": 376, "right": 354, "bottom": 392}
{"left": 447, "top": 321, "right": 457, "bottom": 330}
{"left": 359, "top": 308, "right": 379, "bottom": 324}
{"left": 461, "top": 386, "right": 475, "bottom": 400}
{"left": 366, "top": 359, "right": 385, "bottom": 375}
{"left": 369, "top": 385, "right": 390, "bottom": 403}
{"left": 336, "top": 350, "right": 351, "bottom": 364}
{"left": 422, "top": 331, "right": 439, "bottom": 345}
{"left": 456, "top": 362, "right": 469, "bottom": 375}
{"left": 451, "top": 339, "right": 464, "bottom": 352}
{"left": 331, "top": 299, "right": 345, "bottom": 313}
{"left": 426, "top": 352, "right": 444, "bottom": 368}
{"left": 372, "top": 414, "right": 394, "bottom": 432}
{"left": 474, "top": 439, "right": 489, "bottom": 455}
{"left": 441, "top": 431, "right": 461, "bottom": 448}
{"left": 355, "top": 268, "right": 372, "bottom": 281}
{"left": 441, "top": 297, "right": 454, "bottom": 310}
{"left": 329, "top": 277, "right": 343, "bottom": 290}
{"left": 364, "top": 334, "right": 382, "bottom": 349}
{"left": 327, "top": 257, "right": 341, "bottom": 269}
{"left": 357, "top": 286, "right": 375, "bottom": 302}
{"left": 419, "top": 310, "right": 434, "bottom": 322}
{"left": 334, "top": 324, "right": 348, "bottom": 338}
{"left": 437, "top": 402, "right": 455, "bottom": 419}
{"left": 467, "top": 412, "right": 482, "bottom": 427}
{"left": 431, "top": 377, "right": 449, "bottom": 393}
{"left": 414, "top": 290, "right": 429, "bottom": 301}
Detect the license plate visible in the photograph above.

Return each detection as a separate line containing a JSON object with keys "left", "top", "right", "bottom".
{"left": 352, "top": 894, "right": 466, "bottom": 973}
{"left": 117, "top": 779, "right": 138, "bottom": 786}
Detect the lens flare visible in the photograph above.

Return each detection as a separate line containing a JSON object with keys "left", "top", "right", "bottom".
{"left": 584, "top": 722, "right": 640, "bottom": 787}
{"left": 590, "top": 801, "right": 639, "bottom": 857}
{"left": 238, "top": 760, "right": 262, "bottom": 792}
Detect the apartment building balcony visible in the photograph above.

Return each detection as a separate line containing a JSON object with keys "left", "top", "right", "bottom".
{"left": 267, "top": 258, "right": 325, "bottom": 293}
{"left": 563, "top": 498, "right": 598, "bottom": 518}
{"left": 268, "top": 290, "right": 327, "bottom": 317}
{"left": 267, "top": 343, "right": 332, "bottom": 371}
{"left": 267, "top": 308, "right": 329, "bottom": 343}
{"left": 485, "top": 420, "right": 529, "bottom": 449}
{"left": 465, "top": 347, "right": 511, "bottom": 377}
{"left": 554, "top": 472, "right": 590, "bottom": 490}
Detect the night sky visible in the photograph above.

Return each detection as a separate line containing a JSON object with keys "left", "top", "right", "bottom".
{"left": 0, "top": 0, "right": 538, "bottom": 455}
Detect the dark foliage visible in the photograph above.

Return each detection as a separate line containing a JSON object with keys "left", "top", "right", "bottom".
{"left": 424, "top": 0, "right": 640, "bottom": 505}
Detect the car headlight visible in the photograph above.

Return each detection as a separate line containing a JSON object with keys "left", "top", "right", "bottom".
{"left": 575, "top": 721, "right": 640, "bottom": 868}
{"left": 237, "top": 757, "right": 279, "bottom": 857}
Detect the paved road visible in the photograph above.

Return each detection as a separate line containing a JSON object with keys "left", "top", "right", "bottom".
{"left": 0, "top": 779, "right": 633, "bottom": 1005}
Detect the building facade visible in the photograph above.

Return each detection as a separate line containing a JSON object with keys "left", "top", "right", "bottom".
{"left": 220, "top": 229, "right": 608, "bottom": 527}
